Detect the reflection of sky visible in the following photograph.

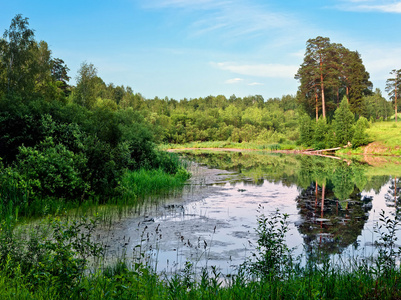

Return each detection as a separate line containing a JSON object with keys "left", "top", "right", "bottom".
{"left": 160, "top": 177, "right": 400, "bottom": 272}
{"left": 151, "top": 179, "right": 303, "bottom": 272}
{"left": 354, "top": 180, "right": 398, "bottom": 258}
{"left": 107, "top": 168, "right": 400, "bottom": 274}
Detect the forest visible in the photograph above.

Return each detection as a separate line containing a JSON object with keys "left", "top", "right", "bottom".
{"left": 2, "top": 14, "right": 401, "bottom": 299}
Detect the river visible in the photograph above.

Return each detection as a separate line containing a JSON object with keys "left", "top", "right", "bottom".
{"left": 97, "top": 150, "right": 401, "bottom": 274}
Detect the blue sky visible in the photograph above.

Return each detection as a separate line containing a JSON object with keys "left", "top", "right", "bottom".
{"left": 1, "top": 0, "right": 401, "bottom": 100}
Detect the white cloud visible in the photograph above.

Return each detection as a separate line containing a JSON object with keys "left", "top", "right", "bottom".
{"left": 336, "top": 0, "right": 401, "bottom": 13}
{"left": 361, "top": 46, "right": 401, "bottom": 79}
{"left": 225, "top": 78, "right": 243, "bottom": 84}
{"left": 143, "top": 0, "right": 298, "bottom": 41}
{"left": 248, "top": 82, "right": 264, "bottom": 86}
{"left": 144, "top": 0, "right": 228, "bottom": 9}
{"left": 213, "top": 62, "right": 298, "bottom": 78}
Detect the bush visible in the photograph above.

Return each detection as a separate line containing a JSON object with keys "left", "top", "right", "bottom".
{"left": 0, "top": 216, "right": 104, "bottom": 296}
{"left": 16, "top": 137, "right": 89, "bottom": 199}
{"left": 352, "top": 117, "right": 370, "bottom": 148}
{"left": 247, "top": 207, "right": 294, "bottom": 279}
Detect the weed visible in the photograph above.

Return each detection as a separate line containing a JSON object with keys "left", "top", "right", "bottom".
{"left": 247, "top": 206, "right": 294, "bottom": 280}
{"left": 373, "top": 210, "right": 400, "bottom": 277}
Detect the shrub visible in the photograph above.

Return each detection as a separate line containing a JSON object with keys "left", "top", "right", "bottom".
{"left": 16, "top": 137, "right": 89, "bottom": 199}
{"left": 248, "top": 207, "right": 294, "bottom": 280}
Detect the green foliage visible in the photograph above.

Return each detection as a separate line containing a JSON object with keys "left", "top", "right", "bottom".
{"left": 364, "top": 88, "right": 392, "bottom": 120}
{"left": 73, "top": 62, "right": 98, "bottom": 109}
{"left": 16, "top": 137, "right": 89, "bottom": 199}
{"left": 352, "top": 116, "right": 370, "bottom": 148}
{"left": 0, "top": 14, "right": 36, "bottom": 100}
{"left": 333, "top": 97, "right": 355, "bottom": 146}
{"left": 298, "top": 113, "right": 315, "bottom": 146}
{"left": 313, "top": 117, "right": 329, "bottom": 149}
{"left": 247, "top": 207, "right": 293, "bottom": 279}
{"left": 121, "top": 167, "right": 190, "bottom": 200}
{"left": 0, "top": 216, "right": 104, "bottom": 297}
{"left": 295, "top": 36, "right": 372, "bottom": 119}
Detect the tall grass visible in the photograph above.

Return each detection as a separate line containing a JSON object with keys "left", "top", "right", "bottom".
{"left": 1, "top": 210, "right": 401, "bottom": 299}
{"left": 121, "top": 167, "right": 190, "bottom": 201}
{"left": 0, "top": 164, "right": 190, "bottom": 220}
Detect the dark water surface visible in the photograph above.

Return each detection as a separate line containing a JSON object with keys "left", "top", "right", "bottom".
{"left": 102, "top": 150, "right": 401, "bottom": 274}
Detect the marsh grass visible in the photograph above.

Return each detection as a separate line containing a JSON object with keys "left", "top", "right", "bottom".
{"left": 121, "top": 167, "right": 190, "bottom": 201}
{"left": 1, "top": 209, "right": 401, "bottom": 299}
{"left": 0, "top": 165, "right": 190, "bottom": 223}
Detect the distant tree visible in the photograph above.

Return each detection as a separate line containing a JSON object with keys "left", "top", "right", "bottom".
{"left": 296, "top": 37, "right": 371, "bottom": 120}
{"left": 364, "top": 88, "right": 391, "bottom": 120}
{"left": 51, "top": 57, "right": 70, "bottom": 96}
{"left": 0, "top": 14, "right": 35, "bottom": 99}
{"left": 73, "top": 62, "right": 98, "bottom": 109}
{"left": 385, "top": 69, "right": 401, "bottom": 122}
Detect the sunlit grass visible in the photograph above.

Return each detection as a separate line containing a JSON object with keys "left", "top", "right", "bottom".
{"left": 336, "top": 120, "right": 401, "bottom": 156}
{"left": 121, "top": 167, "right": 190, "bottom": 201}
{"left": 160, "top": 141, "right": 299, "bottom": 151}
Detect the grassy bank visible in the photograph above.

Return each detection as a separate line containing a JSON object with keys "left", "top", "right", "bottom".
{"left": 160, "top": 141, "right": 299, "bottom": 151}
{"left": 336, "top": 121, "right": 401, "bottom": 156}
{"left": 0, "top": 165, "right": 190, "bottom": 219}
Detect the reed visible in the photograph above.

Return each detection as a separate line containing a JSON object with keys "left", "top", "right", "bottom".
{"left": 0, "top": 210, "right": 401, "bottom": 299}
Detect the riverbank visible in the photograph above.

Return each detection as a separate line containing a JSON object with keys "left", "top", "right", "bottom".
{"left": 165, "top": 121, "right": 401, "bottom": 159}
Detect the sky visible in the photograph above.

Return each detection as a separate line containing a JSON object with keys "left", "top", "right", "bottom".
{"left": 1, "top": 0, "right": 401, "bottom": 100}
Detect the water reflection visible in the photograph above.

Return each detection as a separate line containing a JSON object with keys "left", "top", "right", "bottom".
{"left": 98, "top": 150, "right": 401, "bottom": 273}
{"left": 179, "top": 150, "right": 400, "bottom": 259}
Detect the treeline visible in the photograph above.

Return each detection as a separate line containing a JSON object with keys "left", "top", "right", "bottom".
{"left": 0, "top": 15, "right": 188, "bottom": 216}
{"left": 65, "top": 63, "right": 391, "bottom": 147}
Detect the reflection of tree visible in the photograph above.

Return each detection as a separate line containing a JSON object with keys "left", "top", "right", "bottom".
{"left": 385, "top": 176, "right": 401, "bottom": 218}
{"left": 295, "top": 157, "right": 373, "bottom": 259}
{"left": 180, "top": 150, "right": 390, "bottom": 258}
{"left": 296, "top": 180, "right": 373, "bottom": 258}
{"left": 180, "top": 151, "right": 300, "bottom": 186}
{"left": 364, "top": 175, "right": 390, "bottom": 194}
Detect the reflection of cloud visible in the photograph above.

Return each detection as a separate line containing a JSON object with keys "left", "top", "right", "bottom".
{"left": 213, "top": 62, "right": 298, "bottom": 78}
{"left": 335, "top": 0, "right": 401, "bottom": 13}
{"left": 248, "top": 82, "right": 264, "bottom": 86}
{"left": 225, "top": 78, "right": 243, "bottom": 84}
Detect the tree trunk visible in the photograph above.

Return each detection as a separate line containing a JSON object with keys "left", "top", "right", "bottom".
{"left": 315, "top": 92, "right": 319, "bottom": 122}
{"left": 320, "top": 62, "right": 326, "bottom": 118}
{"left": 395, "top": 79, "right": 398, "bottom": 123}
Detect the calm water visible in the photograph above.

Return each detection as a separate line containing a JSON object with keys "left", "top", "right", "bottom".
{"left": 101, "top": 150, "right": 401, "bottom": 274}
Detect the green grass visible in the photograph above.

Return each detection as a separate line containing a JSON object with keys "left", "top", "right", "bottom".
{"left": 335, "top": 120, "right": 401, "bottom": 156}
{"left": 121, "top": 167, "right": 190, "bottom": 201}
{"left": 0, "top": 165, "right": 190, "bottom": 221}
{"left": 1, "top": 210, "right": 401, "bottom": 299}
{"left": 160, "top": 141, "right": 299, "bottom": 151}
{"left": 366, "top": 121, "right": 401, "bottom": 148}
